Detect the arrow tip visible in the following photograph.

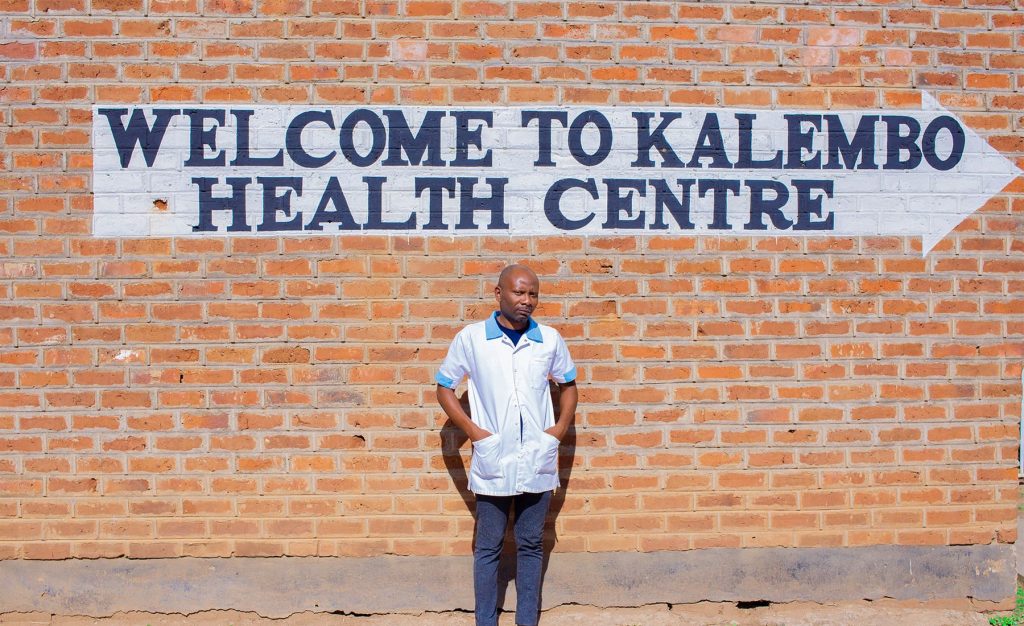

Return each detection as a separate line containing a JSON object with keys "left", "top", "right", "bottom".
{"left": 917, "top": 91, "right": 1023, "bottom": 256}
{"left": 920, "top": 174, "right": 1023, "bottom": 257}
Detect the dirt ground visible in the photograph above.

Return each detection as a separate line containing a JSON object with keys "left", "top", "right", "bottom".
{"left": 0, "top": 600, "right": 1002, "bottom": 626}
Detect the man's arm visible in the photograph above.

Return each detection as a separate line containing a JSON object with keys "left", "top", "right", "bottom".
{"left": 544, "top": 380, "right": 578, "bottom": 442}
{"left": 436, "top": 384, "right": 492, "bottom": 442}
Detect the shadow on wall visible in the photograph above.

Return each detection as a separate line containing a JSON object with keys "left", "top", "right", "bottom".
{"left": 440, "top": 384, "right": 576, "bottom": 613}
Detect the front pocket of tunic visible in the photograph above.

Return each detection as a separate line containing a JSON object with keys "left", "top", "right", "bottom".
{"left": 536, "top": 431, "right": 560, "bottom": 475}
{"left": 529, "top": 357, "right": 551, "bottom": 390}
{"left": 471, "top": 434, "right": 503, "bottom": 480}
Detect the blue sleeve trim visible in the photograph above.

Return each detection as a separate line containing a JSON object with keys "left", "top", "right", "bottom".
{"left": 435, "top": 372, "right": 457, "bottom": 389}
{"left": 562, "top": 366, "right": 577, "bottom": 383}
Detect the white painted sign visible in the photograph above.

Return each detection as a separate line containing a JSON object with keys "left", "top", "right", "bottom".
{"left": 92, "top": 94, "right": 1020, "bottom": 254}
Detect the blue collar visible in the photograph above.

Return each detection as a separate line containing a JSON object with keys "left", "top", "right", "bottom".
{"left": 485, "top": 311, "right": 543, "bottom": 343}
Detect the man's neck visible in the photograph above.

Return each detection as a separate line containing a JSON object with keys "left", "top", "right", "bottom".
{"left": 496, "top": 312, "right": 528, "bottom": 331}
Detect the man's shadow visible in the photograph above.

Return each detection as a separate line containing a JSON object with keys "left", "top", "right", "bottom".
{"left": 440, "top": 384, "right": 576, "bottom": 617}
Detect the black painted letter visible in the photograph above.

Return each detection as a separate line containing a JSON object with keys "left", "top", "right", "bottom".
{"left": 544, "top": 178, "right": 598, "bottom": 230}
{"left": 456, "top": 178, "right": 508, "bottom": 230}
{"left": 793, "top": 179, "right": 835, "bottom": 230}
{"left": 184, "top": 109, "right": 226, "bottom": 167}
{"left": 99, "top": 108, "right": 180, "bottom": 168}
{"left": 285, "top": 110, "right": 337, "bottom": 168}
{"left": 744, "top": 179, "right": 793, "bottom": 230}
{"left": 522, "top": 111, "right": 568, "bottom": 167}
{"left": 192, "top": 177, "right": 251, "bottom": 232}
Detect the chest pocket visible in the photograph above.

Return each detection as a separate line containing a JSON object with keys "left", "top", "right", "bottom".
{"left": 529, "top": 355, "right": 552, "bottom": 390}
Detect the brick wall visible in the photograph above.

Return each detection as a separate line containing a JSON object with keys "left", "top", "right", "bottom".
{"left": 1, "top": 0, "right": 1022, "bottom": 562}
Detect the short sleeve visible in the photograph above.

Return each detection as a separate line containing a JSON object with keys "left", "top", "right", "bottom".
{"left": 436, "top": 330, "right": 470, "bottom": 389}
{"left": 548, "top": 332, "right": 576, "bottom": 384}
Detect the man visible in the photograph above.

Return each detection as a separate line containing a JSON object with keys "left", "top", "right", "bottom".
{"left": 435, "top": 264, "right": 578, "bottom": 626}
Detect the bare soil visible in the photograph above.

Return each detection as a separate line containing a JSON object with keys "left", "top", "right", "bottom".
{"left": 0, "top": 600, "right": 999, "bottom": 626}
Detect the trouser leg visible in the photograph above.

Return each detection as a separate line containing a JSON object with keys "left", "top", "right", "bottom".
{"left": 512, "top": 490, "right": 552, "bottom": 626}
{"left": 474, "top": 494, "right": 511, "bottom": 626}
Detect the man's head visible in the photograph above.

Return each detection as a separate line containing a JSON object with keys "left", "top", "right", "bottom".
{"left": 494, "top": 264, "right": 540, "bottom": 329}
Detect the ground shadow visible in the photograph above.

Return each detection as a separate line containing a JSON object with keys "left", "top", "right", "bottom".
{"left": 439, "top": 384, "right": 576, "bottom": 620}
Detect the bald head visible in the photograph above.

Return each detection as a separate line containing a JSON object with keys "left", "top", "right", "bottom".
{"left": 497, "top": 264, "right": 539, "bottom": 289}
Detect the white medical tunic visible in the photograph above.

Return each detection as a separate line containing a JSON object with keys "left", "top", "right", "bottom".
{"left": 436, "top": 312, "right": 577, "bottom": 496}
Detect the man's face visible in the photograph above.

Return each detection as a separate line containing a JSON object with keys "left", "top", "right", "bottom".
{"left": 495, "top": 271, "right": 539, "bottom": 327}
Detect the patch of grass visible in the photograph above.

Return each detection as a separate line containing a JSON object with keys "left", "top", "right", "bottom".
{"left": 990, "top": 585, "right": 1024, "bottom": 626}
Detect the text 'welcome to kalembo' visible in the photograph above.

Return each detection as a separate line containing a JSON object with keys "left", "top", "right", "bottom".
{"left": 95, "top": 106, "right": 968, "bottom": 234}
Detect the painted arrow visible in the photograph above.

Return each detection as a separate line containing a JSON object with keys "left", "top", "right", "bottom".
{"left": 912, "top": 92, "right": 1021, "bottom": 254}
{"left": 91, "top": 96, "right": 1021, "bottom": 254}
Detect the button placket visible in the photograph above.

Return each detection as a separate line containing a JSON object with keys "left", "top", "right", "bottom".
{"left": 508, "top": 339, "right": 526, "bottom": 489}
